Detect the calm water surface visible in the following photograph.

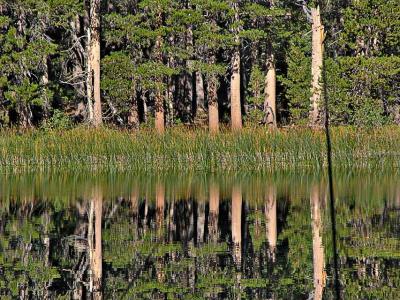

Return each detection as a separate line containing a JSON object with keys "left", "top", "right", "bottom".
{"left": 0, "top": 171, "right": 399, "bottom": 299}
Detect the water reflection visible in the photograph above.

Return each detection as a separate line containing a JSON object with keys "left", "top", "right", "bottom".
{"left": 310, "top": 184, "right": 326, "bottom": 300}
{"left": 1, "top": 171, "right": 400, "bottom": 299}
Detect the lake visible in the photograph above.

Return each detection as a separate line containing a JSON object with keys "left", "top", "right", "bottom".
{"left": 0, "top": 170, "right": 399, "bottom": 299}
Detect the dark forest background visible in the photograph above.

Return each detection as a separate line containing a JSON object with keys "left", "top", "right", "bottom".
{"left": 0, "top": 0, "right": 399, "bottom": 129}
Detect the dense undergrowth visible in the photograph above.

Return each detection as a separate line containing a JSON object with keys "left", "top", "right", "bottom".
{"left": 1, "top": 126, "right": 399, "bottom": 171}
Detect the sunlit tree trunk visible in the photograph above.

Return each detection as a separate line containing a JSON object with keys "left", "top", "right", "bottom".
{"left": 310, "top": 6, "right": 324, "bottom": 127}
{"left": 310, "top": 185, "right": 326, "bottom": 300}
{"left": 232, "top": 184, "right": 242, "bottom": 268}
{"left": 230, "top": 2, "right": 242, "bottom": 131}
{"left": 265, "top": 185, "right": 277, "bottom": 262}
{"left": 264, "top": 52, "right": 277, "bottom": 128}
{"left": 88, "top": 188, "right": 103, "bottom": 300}
{"left": 88, "top": 0, "right": 102, "bottom": 127}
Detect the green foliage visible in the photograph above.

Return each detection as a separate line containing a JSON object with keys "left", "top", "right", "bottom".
{"left": 246, "top": 65, "right": 265, "bottom": 124}
{"left": 280, "top": 36, "right": 312, "bottom": 124}
{"left": 42, "top": 109, "right": 72, "bottom": 130}
{"left": 0, "top": 0, "right": 399, "bottom": 128}
{"left": 339, "top": 0, "right": 400, "bottom": 56}
{"left": 101, "top": 51, "right": 135, "bottom": 115}
{"left": 326, "top": 56, "right": 400, "bottom": 127}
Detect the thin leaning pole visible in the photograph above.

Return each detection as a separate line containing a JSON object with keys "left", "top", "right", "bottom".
{"left": 322, "top": 31, "right": 341, "bottom": 299}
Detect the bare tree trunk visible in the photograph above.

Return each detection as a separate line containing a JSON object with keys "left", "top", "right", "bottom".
{"left": 194, "top": 71, "right": 206, "bottom": 125}
{"left": 88, "top": 188, "right": 103, "bottom": 300}
{"left": 310, "top": 6, "right": 324, "bottom": 127}
{"left": 310, "top": 185, "right": 326, "bottom": 300}
{"left": 86, "top": 19, "right": 94, "bottom": 123}
{"left": 264, "top": 52, "right": 277, "bottom": 128}
{"left": 70, "top": 15, "right": 86, "bottom": 119}
{"left": 230, "top": 50, "right": 242, "bottom": 130}
{"left": 87, "top": 0, "right": 102, "bottom": 126}
{"left": 232, "top": 184, "right": 242, "bottom": 268}
{"left": 230, "top": 2, "right": 242, "bottom": 130}
{"left": 208, "top": 73, "right": 219, "bottom": 133}
{"left": 155, "top": 35, "right": 165, "bottom": 133}
{"left": 265, "top": 185, "right": 277, "bottom": 262}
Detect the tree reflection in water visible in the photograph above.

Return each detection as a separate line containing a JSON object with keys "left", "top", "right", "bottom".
{"left": 0, "top": 171, "right": 400, "bottom": 299}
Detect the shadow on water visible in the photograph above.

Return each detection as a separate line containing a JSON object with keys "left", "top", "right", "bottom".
{"left": 0, "top": 170, "right": 400, "bottom": 299}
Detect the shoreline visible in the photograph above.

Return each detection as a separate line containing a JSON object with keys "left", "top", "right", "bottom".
{"left": 1, "top": 126, "right": 400, "bottom": 171}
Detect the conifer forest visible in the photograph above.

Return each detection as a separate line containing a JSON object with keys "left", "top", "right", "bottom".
{"left": 1, "top": 1, "right": 400, "bottom": 300}
{"left": 0, "top": 0, "right": 398, "bottom": 131}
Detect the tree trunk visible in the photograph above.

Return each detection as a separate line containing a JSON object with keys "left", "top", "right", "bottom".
{"left": 310, "top": 6, "right": 324, "bottom": 127}
{"left": 88, "top": 188, "right": 103, "bottom": 299}
{"left": 264, "top": 52, "right": 277, "bottom": 128}
{"left": 265, "top": 185, "right": 277, "bottom": 262}
{"left": 231, "top": 50, "right": 242, "bottom": 130}
{"left": 70, "top": 15, "right": 86, "bottom": 119}
{"left": 232, "top": 184, "right": 242, "bottom": 268}
{"left": 194, "top": 71, "right": 206, "bottom": 125}
{"left": 310, "top": 185, "right": 326, "bottom": 300}
{"left": 155, "top": 35, "right": 165, "bottom": 133}
{"left": 88, "top": 0, "right": 102, "bottom": 127}
{"left": 208, "top": 74, "right": 219, "bottom": 133}
{"left": 230, "top": 2, "right": 242, "bottom": 130}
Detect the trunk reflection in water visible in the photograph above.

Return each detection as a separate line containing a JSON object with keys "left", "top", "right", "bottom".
{"left": 310, "top": 184, "right": 326, "bottom": 300}
{"left": 265, "top": 185, "right": 277, "bottom": 262}
{"left": 88, "top": 187, "right": 103, "bottom": 300}
{"left": 0, "top": 171, "right": 399, "bottom": 299}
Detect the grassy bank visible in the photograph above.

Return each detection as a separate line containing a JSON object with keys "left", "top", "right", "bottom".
{"left": 1, "top": 126, "right": 400, "bottom": 171}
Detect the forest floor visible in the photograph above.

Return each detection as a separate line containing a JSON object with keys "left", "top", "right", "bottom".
{"left": 1, "top": 126, "right": 400, "bottom": 171}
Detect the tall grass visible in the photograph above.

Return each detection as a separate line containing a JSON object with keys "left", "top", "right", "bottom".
{"left": 1, "top": 126, "right": 400, "bottom": 171}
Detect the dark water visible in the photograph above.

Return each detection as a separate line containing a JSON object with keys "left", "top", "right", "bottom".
{"left": 0, "top": 170, "right": 400, "bottom": 299}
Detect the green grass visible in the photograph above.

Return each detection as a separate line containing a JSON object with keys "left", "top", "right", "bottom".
{"left": 1, "top": 126, "right": 400, "bottom": 171}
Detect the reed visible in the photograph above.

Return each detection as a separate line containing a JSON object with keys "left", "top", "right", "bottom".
{"left": 1, "top": 126, "right": 400, "bottom": 171}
